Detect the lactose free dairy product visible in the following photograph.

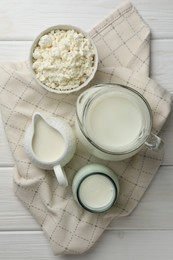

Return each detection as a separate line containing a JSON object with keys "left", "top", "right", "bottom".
{"left": 32, "top": 116, "right": 65, "bottom": 162}
{"left": 78, "top": 174, "right": 116, "bottom": 210}
{"left": 32, "top": 29, "right": 95, "bottom": 90}
{"left": 76, "top": 84, "right": 152, "bottom": 161}
{"left": 85, "top": 92, "right": 144, "bottom": 151}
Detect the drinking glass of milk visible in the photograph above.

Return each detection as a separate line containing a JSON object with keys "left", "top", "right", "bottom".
{"left": 24, "top": 113, "right": 76, "bottom": 187}
{"left": 72, "top": 164, "right": 119, "bottom": 213}
{"left": 76, "top": 84, "right": 162, "bottom": 161}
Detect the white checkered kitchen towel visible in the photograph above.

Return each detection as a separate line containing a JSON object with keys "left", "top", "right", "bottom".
{"left": 0, "top": 2, "right": 172, "bottom": 255}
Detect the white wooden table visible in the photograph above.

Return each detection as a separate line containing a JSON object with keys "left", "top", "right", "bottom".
{"left": 0, "top": 0, "right": 173, "bottom": 259}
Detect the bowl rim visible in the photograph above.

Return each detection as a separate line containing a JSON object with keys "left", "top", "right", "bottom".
{"left": 29, "top": 24, "right": 99, "bottom": 94}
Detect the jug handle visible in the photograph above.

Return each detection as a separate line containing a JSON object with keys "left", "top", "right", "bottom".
{"left": 53, "top": 165, "right": 68, "bottom": 187}
{"left": 145, "top": 133, "right": 163, "bottom": 150}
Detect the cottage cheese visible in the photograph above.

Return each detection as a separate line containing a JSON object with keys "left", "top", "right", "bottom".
{"left": 32, "top": 29, "right": 95, "bottom": 90}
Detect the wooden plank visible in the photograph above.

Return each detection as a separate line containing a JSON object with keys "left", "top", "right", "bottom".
{"left": 0, "top": 40, "right": 172, "bottom": 92}
{"left": 0, "top": 40, "right": 172, "bottom": 166}
{"left": 0, "top": 0, "right": 173, "bottom": 40}
{"left": 0, "top": 41, "right": 31, "bottom": 62}
{"left": 0, "top": 103, "right": 172, "bottom": 166}
{"left": 0, "top": 230, "right": 173, "bottom": 259}
{"left": 0, "top": 166, "right": 173, "bottom": 231}
{"left": 151, "top": 40, "right": 173, "bottom": 93}
{"left": 0, "top": 39, "right": 172, "bottom": 91}
{"left": 160, "top": 106, "right": 173, "bottom": 166}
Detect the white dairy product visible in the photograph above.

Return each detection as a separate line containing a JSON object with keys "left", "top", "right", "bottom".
{"left": 86, "top": 93, "right": 143, "bottom": 151}
{"left": 79, "top": 174, "right": 115, "bottom": 209}
{"left": 32, "top": 117, "right": 65, "bottom": 162}
{"left": 32, "top": 29, "right": 95, "bottom": 89}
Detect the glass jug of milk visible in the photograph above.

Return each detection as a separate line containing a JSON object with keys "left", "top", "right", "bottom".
{"left": 76, "top": 84, "right": 162, "bottom": 161}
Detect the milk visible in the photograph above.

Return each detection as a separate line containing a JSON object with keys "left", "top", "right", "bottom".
{"left": 32, "top": 117, "right": 65, "bottom": 162}
{"left": 79, "top": 174, "right": 115, "bottom": 209}
{"left": 86, "top": 93, "right": 143, "bottom": 151}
